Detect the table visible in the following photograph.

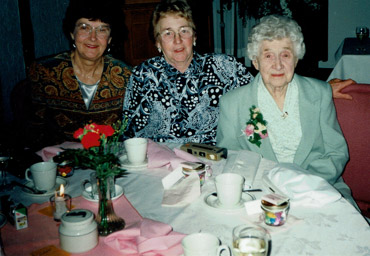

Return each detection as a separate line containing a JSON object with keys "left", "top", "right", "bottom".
{"left": 2, "top": 145, "right": 370, "bottom": 256}
{"left": 327, "top": 38, "right": 370, "bottom": 84}
{"left": 334, "top": 38, "right": 370, "bottom": 61}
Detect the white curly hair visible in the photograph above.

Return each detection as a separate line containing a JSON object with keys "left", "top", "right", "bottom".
{"left": 247, "top": 15, "right": 306, "bottom": 61}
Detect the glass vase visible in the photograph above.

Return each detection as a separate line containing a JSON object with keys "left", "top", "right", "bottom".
{"left": 96, "top": 176, "right": 125, "bottom": 236}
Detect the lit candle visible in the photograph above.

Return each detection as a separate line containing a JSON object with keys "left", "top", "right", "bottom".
{"left": 54, "top": 184, "right": 68, "bottom": 221}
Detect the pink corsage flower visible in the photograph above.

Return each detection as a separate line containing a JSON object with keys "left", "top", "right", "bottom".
{"left": 242, "top": 106, "right": 268, "bottom": 147}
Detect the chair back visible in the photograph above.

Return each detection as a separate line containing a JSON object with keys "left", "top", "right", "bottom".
{"left": 334, "top": 84, "right": 370, "bottom": 217}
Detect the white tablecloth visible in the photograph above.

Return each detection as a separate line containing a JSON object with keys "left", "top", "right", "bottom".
{"left": 327, "top": 54, "right": 370, "bottom": 84}
{"left": 4, "top": 147, "right": 370, "bottom": 256}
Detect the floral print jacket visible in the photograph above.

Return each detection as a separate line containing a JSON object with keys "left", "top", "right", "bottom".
{"left": 123, "top": 52, "right": 253, "bottom": 144}
{"left": 28, "top": 52, "right": 131, "bottom": 148}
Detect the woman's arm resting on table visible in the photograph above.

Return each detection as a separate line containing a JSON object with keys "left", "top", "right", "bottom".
{"left": 329, "top": 78, "right": 357, "bottom": 100}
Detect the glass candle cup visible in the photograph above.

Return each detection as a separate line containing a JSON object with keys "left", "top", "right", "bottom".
{"left": 50, "top": 194, "right": 72, "bottom": 221}
{"left": 182, "top": 162, "right": 207, "bottom": 186}
{"left": 261, "top": 199, "right": 290, "bottom": 226}
{"left": 232, "top": 224, "right": 270, "bottom": 256}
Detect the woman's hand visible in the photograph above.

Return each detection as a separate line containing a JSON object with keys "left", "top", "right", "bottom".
{"left": 329, "top": 78, "right": 357, "bottom": 100}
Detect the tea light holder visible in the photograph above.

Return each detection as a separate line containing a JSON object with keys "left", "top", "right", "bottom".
{"left": 181, "top": 162, "right": 207, "bottom": 186}
{"left": 50, "top": 184, "right": 72, "bottom": 221}
{"left": 260, "top": 193, "right": 290, "bottom": 226}
{"left": 261, "top": 200, "right": 290, "bottom": 226}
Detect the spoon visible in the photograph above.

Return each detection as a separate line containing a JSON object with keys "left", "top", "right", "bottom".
{"left": 11, "top": 181, "right": 47, "bottom": 194}
{"left": 211, "top": 189, "right": 262, "bottom": 197}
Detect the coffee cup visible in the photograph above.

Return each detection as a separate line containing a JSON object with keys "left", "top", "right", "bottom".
{"left": 124, "top": 138, "right": 148, "bottom": 164}
{"left": 25, "top": 162, "right": 57, "bottom": 191}
{"left": 182, "top": 233, "right": 231, "bottom": 256}
{"left": 215, "top": 173, "right": 245, "bottom": 207}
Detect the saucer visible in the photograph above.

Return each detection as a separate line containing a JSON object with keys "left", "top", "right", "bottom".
{"left": 203, "top": 192, "right": 255, "bottom": 212}
{"left": 119, "top": 155, "right": 148, "bottom": 170}
{"left": 21, "top": 177, "right": 68, "bottom": 197}
{"left": 82, "top": 184, "right": 123, "bottom": 202}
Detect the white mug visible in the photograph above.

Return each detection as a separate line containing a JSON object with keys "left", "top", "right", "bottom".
{"left": 215, "top": 173, "right": 245, "bottom": 207}
{"left": 182, "top": 233, "right": 231, "bottom": 256}
{"left": 25, "top": 162, "right": 57, "bottom": 191}
{"left": 124, "top": 138, "right": 148, "bottom": 164}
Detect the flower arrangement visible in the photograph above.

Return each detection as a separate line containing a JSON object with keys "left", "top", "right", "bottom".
{"left": 243, "top": 106, "right": 268, "bottom": 147}
{"left": 54, "top": 120, "right": 127, "bottom": 179}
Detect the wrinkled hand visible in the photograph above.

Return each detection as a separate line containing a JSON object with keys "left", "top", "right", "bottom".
{"left": 329, "top": 78, "right": 357, "bottom": 100}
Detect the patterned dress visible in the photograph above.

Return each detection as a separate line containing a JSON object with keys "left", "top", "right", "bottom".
{"left": 123, "top": 52, "right": 253, "bottom": 144}
{"left": 28, "top": 52, "right": 131, "bottom": 148}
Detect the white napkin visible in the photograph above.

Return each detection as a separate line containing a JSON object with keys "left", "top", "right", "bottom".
{"left": 162, "top": 172, "right": 201, "bottom": 207}
{"left": 222, "top": 150, "right": 261, "bottom": 189}
{"left": 265, "top": 164, "right": 341, "bottom": 208}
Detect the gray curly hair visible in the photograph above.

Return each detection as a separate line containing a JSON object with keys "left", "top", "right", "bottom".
{"left": 247, "top": 15, "right": 305, "bottom": 61}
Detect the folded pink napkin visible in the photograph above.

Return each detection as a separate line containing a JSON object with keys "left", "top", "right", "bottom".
{"left": 36, "top": 141, "right": 83, "bottom": 162}
{"left": 104, "top": 218, "right": 185, "bottom": 256}
{"left": 147, "top": 140, "right": 202, "bottom": 170}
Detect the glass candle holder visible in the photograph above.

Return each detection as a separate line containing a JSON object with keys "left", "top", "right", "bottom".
{"left": 261, "top": 199, "right": 290, "bottom": 226}
{"left": 50, "top": 194, "right": 72, "bottom": 221}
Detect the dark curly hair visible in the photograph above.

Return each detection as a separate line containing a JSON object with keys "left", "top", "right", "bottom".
{"left": 63, "top": 0, "right": 126, "bottom": 54}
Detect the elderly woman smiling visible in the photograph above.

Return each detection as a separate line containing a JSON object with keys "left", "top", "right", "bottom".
{"left": 27, "top": 0, "right": 131, "bottom": 150}
{"left": 216, "top": 15, "right": 357, "bottom": 207}
{"left": 123, "top": 0, "right": 253, "bottom": 144}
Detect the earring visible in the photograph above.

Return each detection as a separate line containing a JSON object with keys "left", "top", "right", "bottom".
{"left": 193, "top": 41, "right": 196, "bottom": 46}
{"left": 158, "top": 48, "right": 162, "bottom": 53}
{"left": 73, "top": 43, "right": 76, "bottom": 48}
{"left": 107, "top": 47, "right": 111, "bottom": 52}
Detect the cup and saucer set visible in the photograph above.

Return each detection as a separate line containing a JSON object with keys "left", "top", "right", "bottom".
{"left": 203, "top": 173, "right": 256, "bottom": 212}
{"left": 119, "top": 138, "right": 148, "bottom": 170}
{"left": 22, "top": 162, "right": 68, "bottom": 197}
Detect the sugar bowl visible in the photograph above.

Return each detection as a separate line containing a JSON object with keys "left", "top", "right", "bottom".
{"left": 59, "top": 209, "right": 98, "bottom": 253}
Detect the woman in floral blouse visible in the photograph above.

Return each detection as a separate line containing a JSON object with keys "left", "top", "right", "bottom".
{"left": 123, "top": 0, "right": 253, "bottom": 144}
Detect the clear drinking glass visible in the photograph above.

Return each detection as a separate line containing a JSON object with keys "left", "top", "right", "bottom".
{"left": 232, "top": 224, "right": 270, "bottom": 256}
{"left": 356, "top": 26, "right": 369, "bottom": 41}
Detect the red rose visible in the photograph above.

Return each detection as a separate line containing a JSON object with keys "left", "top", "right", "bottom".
{"left": 73, "top": 128, "right": 85, "bottom": 139}
{"left": 85, "top": 123, "right": 99, "bottom": 133}
{"left": 98, "top": 125, "right": 115, "bottom": 137}
{"left": 81, "top": 131, "right": 101, "bottom": 149}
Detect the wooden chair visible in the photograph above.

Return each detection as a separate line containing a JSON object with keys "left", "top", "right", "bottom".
{"left": 334, "top": 83, "right": 370, "bottom": 218}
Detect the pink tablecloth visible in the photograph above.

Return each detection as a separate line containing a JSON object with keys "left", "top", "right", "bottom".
{"left": 3, "top": 195, "right": 183, "bottom": 256}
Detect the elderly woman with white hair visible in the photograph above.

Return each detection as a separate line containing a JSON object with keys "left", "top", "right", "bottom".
{"left": 216, "top": 15, "right": 357, "bottom": 207}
